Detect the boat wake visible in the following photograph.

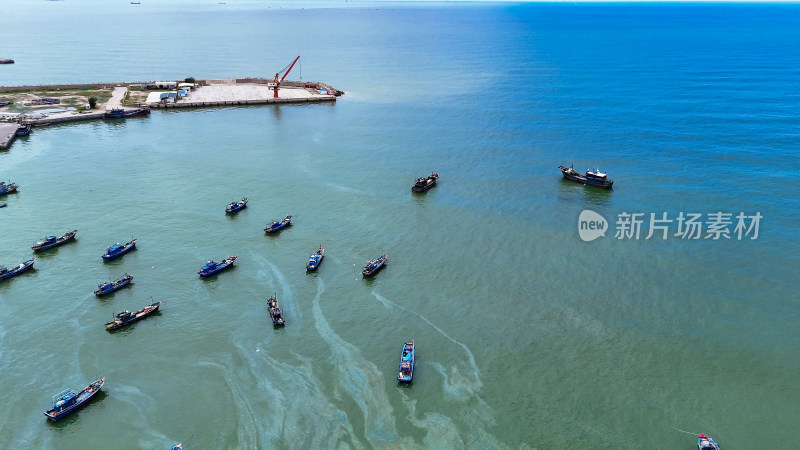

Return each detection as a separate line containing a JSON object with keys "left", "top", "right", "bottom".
{"left": 311, "top": 278, "right": 407, "bottom": 446}
{"left": 249, "top": 254, "right": 301, "bottom": 326}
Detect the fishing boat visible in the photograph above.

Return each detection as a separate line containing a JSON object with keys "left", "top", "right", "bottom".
{"left": 362, "top": 253, "right": 387, "bottom": 277}
{"left": 698, "top": 434, "right": 720, "bottom": 450}
{"left": 43, "top": 378, "right": 105, "bottom": 421}
{"left": 306, "top": 246, "right": 324, "bottom": 271}
{"left": 105, "top": 301, "right": 161, "bottom": 330}
{"left": 267, "top": 293, "right": 285, "bottom": 325}
{"left": 0, "top": 202, "right": 6, "bottom": 208}
{"left": 398, "top": 340, "right": 415, "bottom": 382}
{"left": 225, "top": 197, "right": 247, "bottom": 214}
{"left": 558, "top": 165, "right": 614, "bottom": 189}
{"left": 102, "top": 238, "right": 137, "bottom": 261}
{"left": 411, "top": 173, "right": 438, "bottom": 193}
{"left": 169, "top": 445, "right": 182, "bottom": 450}
{"left": 198, "top": 256, "right": 237, "bottom": 278}
{"left": 264, "top": 215, "right": 293, "bottom": 234}
{"left": 94, "top": 273, "right": 133, "bottom": 296}
{"left": 0, "top": 258, "right": 35, "bottom": 282}
{"left": 31, "top": 230, "right": 77, "bottom": 252}
{"left": 102, "top": 107, "right": 150, "bottom": 120}
{"left": 16, "top": 123, "right": 32, "bottom": 136}
{"left": 0, "top": 181, "right": 18, "bottom": 195}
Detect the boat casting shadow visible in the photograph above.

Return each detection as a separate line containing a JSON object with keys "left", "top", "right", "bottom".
{"left": 558, "top": 178, "right": 613, "bottom": 205}
{"left": 0, "top": 267, "right": 37, "bottom": 288}
{"left": 105, "top": 310, "right": 162, "bottom": 334}
{"left": 33, "top": 239, "right": 78, "bottom": 259}
{"left": 199, "top": 265, "right": 237, "bottom": 281}
{"left": 46, "top": 389, "right": 108, "bottom": 428}
{"left": 102, "top": 246, "right": 137, "bottom": 263}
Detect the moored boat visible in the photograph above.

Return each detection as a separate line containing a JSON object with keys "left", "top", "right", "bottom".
{"left": 0, "top": 258, "right": 35, "bottom": 282}
{"left": 102, "top": 238, "right": 137, "bottom": 261}
{"left": 94, "top": 273, "right": 134, "bottom": 296}
{"left": 43, "top": 378, "right": 105, "bottom": 421}
{"left": 398, "top": 340, "right": 415, "bottom": 382}
{"left": 103, "top": 107, "right": 150, "bottom": 120}
{"left": 226, "top": 197, "right": 248, "bottom": 214}
{"left": 362, "top": 253, "right": 387, "bottom": 277}
{"left": 411, "top": 173, "right": 438, "bottom": 193}
{"left": 267, "top": 293, "right": 285, "bottom": 325}
{"left": 105, "top": 301, "right": 161, "bottom": 330}
{"left": 16, "top": 123, "right": 32, "bottom": 136}
{"left": 264, "top": 215, "right": 293, "bottom": 234}
{"left": 198, "top": 255, "right": 237, "bottom": 278}
{"left": 32, "top": 230, "right": 77, "bottom": 252}
{"left": 306, "top": 246, "right": 324, "bottom": 271}
{"left": 0, "top": 181, "right": 18, "bottom": 195}
{"left": 698, "top": 433, "right": 720, "bottom": 450}
{"left": 558, "top": 165, "right": 613, "bottom": 189}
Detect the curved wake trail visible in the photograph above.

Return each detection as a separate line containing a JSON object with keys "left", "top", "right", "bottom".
{"left": 311, "top": 278, "right": 407, "bottom": 447}
{"left": 250, "top": 253, "right": 301, "bottom": 326}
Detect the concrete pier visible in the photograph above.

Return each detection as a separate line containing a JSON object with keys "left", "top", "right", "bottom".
{"left": 0, "top": 123, "right": 17, "bottom": 149}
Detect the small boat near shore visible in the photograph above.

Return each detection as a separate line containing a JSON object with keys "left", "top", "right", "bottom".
{"left": 226, "top": 197, "right": 247, "bottom": 214}
{"left": 698, "top": 433, "right": 720, "bottom": 450}
{"left": 32, "top": 230, "right": 77, "bottom": 252}
{"left": 0, "top": 258, "right": 35, "bottom": 282}
{"left": 16, "top": 123, "right": 32, "bottom": 136}
{"left": 102, "top": 238, "right": 137, "bottom": 261}
{"left": 267, "top": 293, "right": 285, "bottom": 325}
{"left": 362, "top": 253, "right": 387, "bottom": 277}
{"left": 105, "top": 301, "right": 161, "bottom": 330}
{"left": 102, "top": 107, "right": 150, "bottom": 120}
{"left": 0, "top": 181, "right": 18, "bottom": 195}
{"left": 558, "top": 165, "right": 613, "bottom": 189}
{"left": 94, "top": 273, "right": 134, "bottom": 296}
{"left": 411, "top": 173, "right": 438, "bottom": 193}
{"left": 306, "top": 246, "right": 324, "bottom": 271}
{"left": 398, "top": 340, "right": 415, "bottom": 382}
{"left": 43, "top": 378, "right": 105, "bottom": 421}
{"left": 264, "top": 215, "right": 292, "bottom": 234}
{"left": 198, "top": 256, "right": 237, "bottom": 278}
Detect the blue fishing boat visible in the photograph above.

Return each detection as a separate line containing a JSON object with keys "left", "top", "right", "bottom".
{"left": 0, "top": 258, "right": 35, "bottom": 282}
{"left": 558, "top": 165, "right": 614, "bottom": 189}
{"left": 43, "top": 378, "right": 105, "bottom": 421}
{"left": 169, "top": 445, "right": 182, "bottom": 450}
{"left": 0, "top": 181, "right": 18, "bottom": 195}
{"left": 264, "top": 215, "right": 293, "bottom": 234}
{"left": 105, "top": 301, "right": 161, "bottom": 330}
{"left": 31, "top": 230, "right": 77, "bottom": 252}
{"left": 102, "top": 238, "right": 137, "bottom": 261}
{"left": 362, "top": 253, "right": 387, "bottom": 277}
{"left": 267, "top": 293, "right": 285, "bottom": 325}
{"left": 16, "top": 123, "right": 32, "bottom": 136}
{"left": 198, "top": 255, "right": 237, "bottom": 278}
{"left": 398, "top": 340, "right": 415, "bottom": 382}
{"left": 103, "top": 107, "right": 150, "bottom": 120}
{"left": 306, "top": 246, "right": 324, "bottom": 271}
{"left": 94, "top": 273, "right": 134, "bottom": 296}
{"left": 411, "top": 173, "right": 438, "bottom": 193}
{"left": 698, "top": 434, "right": 720, "bottom": 450}
{"left": 225, "top": 197, "right": 247, "bottom": 214}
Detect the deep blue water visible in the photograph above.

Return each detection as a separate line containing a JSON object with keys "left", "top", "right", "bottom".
{"left": 1, "top": 2, "right": 799, "bottom": 448}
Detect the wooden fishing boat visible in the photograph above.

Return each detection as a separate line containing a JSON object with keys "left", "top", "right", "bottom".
{"left": 198, "top": 256, "right": 237, "bottom": 278}
{"left": 105, "top": 301, "right": 161, "bottom": 330}
{"left": 94, "top": 273, "right": 134, "bottom": 296}
{"left": 306, "top": 246, "right": 324, "bottom": 271}
{"left": 398, "top": 340, "right": 415, "bottom": 382}
{"left": 267, "top": 293, "right": 285, "bottom": 325}
{"left": 411, "top": 173, "right": 438, "bottom": 193}
{"left": 102, "top": 238, "right": 137, "bottom": 261}
{"left": 31, "top": 230, "right": 77, "bottom": 252}
{"left": 698, "top": 434, "right": 720, "bottom": 450}
{"left": 225, "top": 197, "right": 247, "bottom": 214}
{"left": 362, "top": 253, "right": 387, "bottom": 277}
{"left": 0, "top": 181, "right": 18, "bottom": 195}
{"left": 264, "top": 215, "right": 292, "bottom": 234}
{"left": 0, "top": 258, "right": 34, "bottom": 282}
{"left": 43, "top": 378, "right": 105, "bottom": 421}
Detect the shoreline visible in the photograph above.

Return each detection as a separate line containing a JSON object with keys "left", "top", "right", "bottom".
{"left": 0, "top": 77, "right": 341, "bottom": 149}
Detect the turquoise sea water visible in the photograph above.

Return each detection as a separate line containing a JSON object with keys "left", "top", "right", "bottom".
{"left": 1, "top": 2, "right": 799, "bottom": 448}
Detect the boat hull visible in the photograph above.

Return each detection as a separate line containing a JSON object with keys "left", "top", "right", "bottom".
{"left": 558, "top": 166, "right": 613, "bottom": 189}
{"left": 32, "top": 231, "right": 77, "bottom": 252}
{"left": 398, "top": 342, "right": 415, "bottom": 382}
{"left": 265, "top": 216, "right": 293, "bottom": 234}
{"left": 102, "top": 240, "right": 136, "bottom": 261}
{"left": 0, "top": 259, "right": 35, "bottom": 282}
{"left": 105, "top": 302, "right": 160, "bottom": 330}
{"left": 94, "top": 275, "right": 133, "bottom": 296}
{"left": 362, "top": 254, "right": 387, "bottom": 277}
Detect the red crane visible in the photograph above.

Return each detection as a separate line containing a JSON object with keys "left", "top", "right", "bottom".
{"left": 268, "top": 56, "right": 300, "bottom": 98}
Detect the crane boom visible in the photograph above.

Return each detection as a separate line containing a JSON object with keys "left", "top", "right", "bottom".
{"left": 270, "top": 56, "right": 301, "bottom": 98}
{"left": 280, "top": 56, "right": 301, "bottom": 82}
